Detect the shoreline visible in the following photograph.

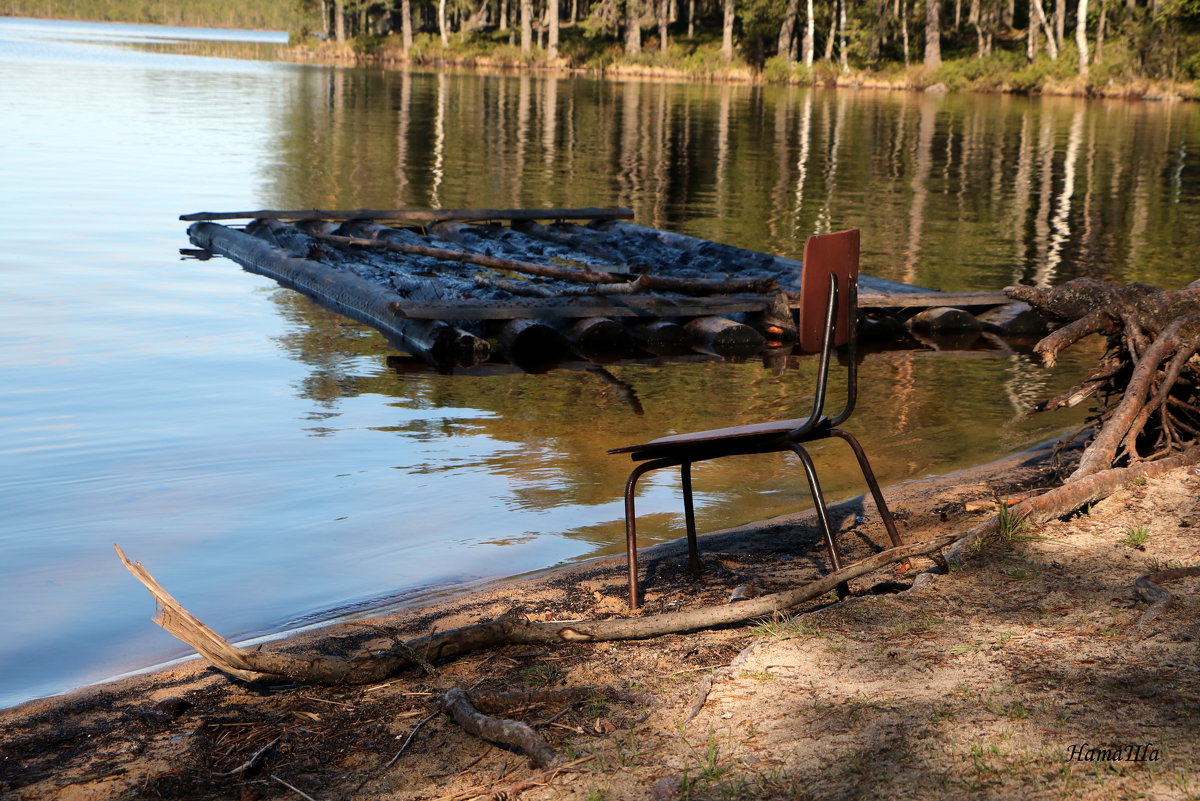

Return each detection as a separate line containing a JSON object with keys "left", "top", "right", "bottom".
{"left": 3, "top": 438, "right": 1066, "bottom": 716}
{"left": 285, "top": 41, "right": 1199, "bottom": 103}
{"left": 4, "top": 440, "right": 1199, "bottom": 800}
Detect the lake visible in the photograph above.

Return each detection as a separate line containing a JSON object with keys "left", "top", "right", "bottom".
{"left": 1, "top": 16, "right": 1197, "bottom": 710}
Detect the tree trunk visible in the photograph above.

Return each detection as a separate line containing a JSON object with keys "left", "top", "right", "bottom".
{"left": 626, "top": 0, "right": 642, "bottom": 54}
{"left": 521, "top": 0, "right": 533, "bottom": 52}
{"left": 439, "top": 0, "right": 449, "bottom": 45}
{"left": 1095, "top": 0, "right": 1105, "bottom": 63}
{"left": 334, "top": 0, "right": 345, "bottom": 42}
{"left": 401, "top": 0, "right": 413, "bottom": 51}
{"left": 549, "top": 0, "right": 560, "bottom": 58}
{"left": 658, "top": 0, "right": 669, "bottom": 51}
{"left": 722, "top": 0, "right": 736, "bottom": 61}
{"left": 500, "top": 0, "right": 508, "bottom": 30}
{"left": 778, "top": 0, "right": 799, "bottom": 62}
{"left": 839, "top": 0, "right": 849, "bottom": 71}
{"left": 1027, "top": 0, "right": 1038, "bottom": 58}
{"left": 803, "top": 0, "right": 815, "bottom": 66}
{"left": 924, "top": 0, "right": 942, "bottom": 69}
{"left": 1030, "top": 0, "right": 1058, "bottom": 59}
{"left": 1076, "top": 0, "right": 1089, "bottom": 76}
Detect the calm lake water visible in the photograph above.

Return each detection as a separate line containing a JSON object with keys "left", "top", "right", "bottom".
{"left": 2, "top": 17, "right": 1198, "bottom": 710}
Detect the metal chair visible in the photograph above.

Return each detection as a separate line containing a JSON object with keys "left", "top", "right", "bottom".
{"left": 607, "top": 228, "right": 903, "bottom": 609}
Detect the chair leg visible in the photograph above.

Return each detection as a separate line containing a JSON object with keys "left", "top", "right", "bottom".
{"left": 829, "top": 429, "right": 903, "bottom": 549}
{"left": 788, "top": 444, "right": 851, "bottom": 599}
{"left": 680, "top": 461, "right": 701, "bottom": 576}
{"left": 623, "top": 458, "right": 676, "bottom": 610}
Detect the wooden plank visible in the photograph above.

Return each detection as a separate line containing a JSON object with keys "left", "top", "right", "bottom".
{"left": 387, "top": 290, "right": 1011, "bottom": 320}
{"left": 856, "top": 290, "right": 1011, "bottom": 308}
{"left": 388, "top": 296, "right": 772, "bottom": 320}
{"left": 179, "top": 207, "right": 634, "bottom": 223}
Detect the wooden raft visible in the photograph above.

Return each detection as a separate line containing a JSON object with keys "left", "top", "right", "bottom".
{"left": 183, "top": 207, "right": 1046, "bottom": 371}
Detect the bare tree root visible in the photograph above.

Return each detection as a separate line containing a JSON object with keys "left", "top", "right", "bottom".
{"left": 945, "top": 444, "right": 1200, "bottom": 563}
{"left": 1007, "top": 279, "right": 1200, "bottom": 478}
{"left": 440, "top": 687, "right": 559, "bottom": 768}
{"left": 1134, "top": 566, "right": 1200, "bottom": 623}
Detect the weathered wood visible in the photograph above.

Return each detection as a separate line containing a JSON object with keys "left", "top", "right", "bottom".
{"left": 908, "top": 306, "right": 984, "bottom": 334}
{"left": 188, "top": 222, "right": 488, "bottom": 369}
{"left": 314, "top": 230, "right": 625, "bottom": 285}
{"left": 558, "top": 317, "right": 636, "bottom": 358}
{"left": 440, "top": 688, "right": 559, "bottom": 768}
{"left": 629, "top": 319, "right": 694, "bottom": 353}
{"left": 494, "top": 319, "right": 572, "bottom": 371}
{"left": 685, "top": 316, "right": 766, "bottom": 356}
{"left": 857, "top": 290, "right": 1011, "bottom": 309}
{"left": 180, "top": 207, "right": 635, "bottom": 223}
{"left": 387, "top": 296, "right": 771, "bottom": 320}
{"left": 976, "top": 302, "right": 1052, "bottom": 336}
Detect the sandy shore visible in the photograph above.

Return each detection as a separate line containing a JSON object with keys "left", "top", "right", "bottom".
{"left": 3, "top": 444, "right": 1198, "bottom": 800}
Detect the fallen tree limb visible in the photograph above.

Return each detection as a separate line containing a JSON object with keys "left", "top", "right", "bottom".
{"left": 116, "top": 533, "right": 961, "bottom": 687}
{"left": 1134, "top": 566, "right": 1200, "bottom": 623}
{"left": 946, "top": 444, "right": 1200, "bottom": 563}
{"left": 440, "top": 688, "right": 559, "bottom": 768}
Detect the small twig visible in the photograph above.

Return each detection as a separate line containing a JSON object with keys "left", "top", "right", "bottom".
{"left": 213, "top": 734, "right": 282, "bottom": 777}
{"left": 385, "top": 712, "right": 438, "bottom": 769}
{"left": 299, "top": 695, "right": 356, "bottom": 709}
{"left": 271, "top": 774, "right": 321, "bottom": 801}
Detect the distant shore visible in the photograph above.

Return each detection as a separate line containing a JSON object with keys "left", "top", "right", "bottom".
{"left": 286, "top": 35, "right": 1200, "bottom": 102}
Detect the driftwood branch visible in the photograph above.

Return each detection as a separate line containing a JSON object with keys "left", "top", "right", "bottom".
{"left": 1134, "top": 566, "right": 1200, "bottom": 622}
{"left": 440, "top": 688, "right": 559, "bottom": 768}
{"left": 180, "top": 207, "right": 635, "bottom": 223}
{"left": 116, "top": 534, "right": 959, "bottom": 687}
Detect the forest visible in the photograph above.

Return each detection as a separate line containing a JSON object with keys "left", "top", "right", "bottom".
{"left": 4, "top": 0, "right": 1199, "bottom": 91}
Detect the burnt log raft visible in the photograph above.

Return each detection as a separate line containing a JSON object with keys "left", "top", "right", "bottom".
{"left": 184, "top": 207, "right": 1050, "bottom": 371}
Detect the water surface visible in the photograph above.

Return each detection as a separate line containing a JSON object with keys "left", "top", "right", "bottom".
{"left": 2, "top": 17, "right": 1198, "bottom": 709}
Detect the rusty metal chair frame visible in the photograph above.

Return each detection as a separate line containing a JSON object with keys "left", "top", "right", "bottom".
{"left": 608, "top": 229, "right": 903, "bottom": 609}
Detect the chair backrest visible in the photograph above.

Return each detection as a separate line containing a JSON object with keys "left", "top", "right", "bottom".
{"left": 797, "top": 228, "right": 859, "bottom": 354}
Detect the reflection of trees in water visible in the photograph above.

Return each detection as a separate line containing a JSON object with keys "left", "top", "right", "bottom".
{"left": 265, "top": 71, "right": 1197, "bottom": 294}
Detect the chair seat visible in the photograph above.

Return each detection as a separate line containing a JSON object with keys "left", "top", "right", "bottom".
{"left": 608, "top": 415, "right": 829, "bottom": 461}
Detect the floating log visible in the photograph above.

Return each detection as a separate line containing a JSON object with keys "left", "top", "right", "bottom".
{"left": 181, "top": 207, "right": 634, "bottom": 223}
{"left": 907, "top": 306, "right": 984, "bottom": 335}
{"left": 494, "top": 319, "right": 572, "bottom": 372}
{"left": 685, "top": 316, "right": 766, "bottom": 356}
{"left": 976, "top": 302, "right": 1052, "bottom": 336}
{"left": 188, "top": 222, "right": 488, "bottom": 369}
{"left": 629, "top": 319, "right": 694, "bottom": 354}
{"left": 557, "top": 317, "right": 637, "bottom": 360}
